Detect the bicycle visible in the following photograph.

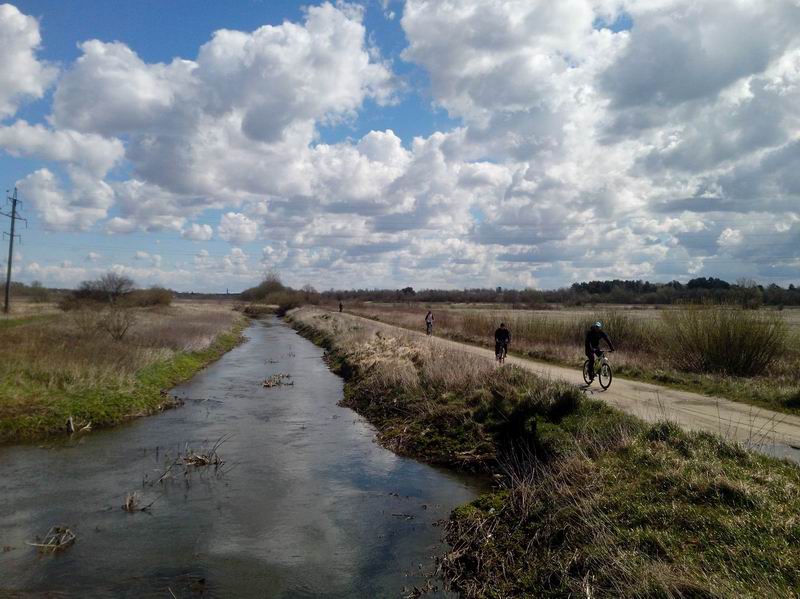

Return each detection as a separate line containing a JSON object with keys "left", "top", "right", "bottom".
{"left": 495, "top": 342, "right": 508, "bottom": 364}
{"left": 582, "top": 350, "right": 613, "bottom": 390}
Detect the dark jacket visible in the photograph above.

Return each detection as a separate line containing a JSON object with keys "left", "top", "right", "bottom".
{"left": 495, "top": 327, "right": 511, "bottom": 344}
{"left": 585, "top": 328, "right": 614, "bottom": 353}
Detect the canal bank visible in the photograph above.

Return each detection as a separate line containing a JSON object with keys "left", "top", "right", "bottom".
{"left": 0, "top": 318, "right": 480, "bottom": 597}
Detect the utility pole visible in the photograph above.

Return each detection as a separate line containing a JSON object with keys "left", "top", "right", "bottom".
{"left": 2, "top": 188, "right": 26, "bottom": 314}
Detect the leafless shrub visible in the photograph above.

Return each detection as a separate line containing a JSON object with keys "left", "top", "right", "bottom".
{"left": 100, "top": 308, "right": 137, "bottom": 341}
{"left": 123, "top": 287, "right": 173, "bottom": 307}
{"left": 70, "top": 307, "right": 102, "bottom": 334}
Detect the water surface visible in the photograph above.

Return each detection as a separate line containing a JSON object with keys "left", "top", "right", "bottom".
{"left": 0, "top": 318, "right": 480, "bottom": 597}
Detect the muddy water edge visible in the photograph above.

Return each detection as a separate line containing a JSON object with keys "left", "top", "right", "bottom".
{"left": 0, "top": 317, "right": 482, "bottom": 597}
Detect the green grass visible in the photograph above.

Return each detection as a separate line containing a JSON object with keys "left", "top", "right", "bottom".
{"left": 445, "top": 424, "right": 800, "bottom": 597}
{"left": 290, "top": 308, "right": 800, "bottom": 598}
{"left": 0, "top": 312, "right": 245, "bottom": 443}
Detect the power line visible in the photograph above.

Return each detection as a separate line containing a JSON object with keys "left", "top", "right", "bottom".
{"left": 1, "top": 187, "right": 27, "bottom": 314}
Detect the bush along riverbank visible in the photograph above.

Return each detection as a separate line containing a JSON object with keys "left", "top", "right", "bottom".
{"left": 0, "top": 303, "right": 247, "bottom": 444}
{"left": 288, "top": 308, "right": 800, "bottom": 598}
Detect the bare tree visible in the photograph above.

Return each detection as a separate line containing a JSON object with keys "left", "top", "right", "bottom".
{"left": 261, "top": 270, "right": 283, "bottom": 292}
{"left": 301, "top": 284, "right": 318, "bottom": 301}
{"left": 98, "top": 273, "right": 135, "bottom": 303}
{"left": 240, "top": 270, "right": 285, "bottom": 301}
{"left": 76, "top": 272, "right": 135, "bottom": 304}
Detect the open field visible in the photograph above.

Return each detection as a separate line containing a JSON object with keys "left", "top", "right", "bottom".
{"left": 0, "top": 299, "right": 62, "bottom": 320}
{"left": 344, "top": 303, "right": 800, "bottom": 415}
{"left": 289, "top": 307, "right": 800, "bottom": 597}
{"left": 0, "top": 300, "right": 245, "bottom": 443}
{"left": 342, "top": 301, "right": 800, "bottom": 332}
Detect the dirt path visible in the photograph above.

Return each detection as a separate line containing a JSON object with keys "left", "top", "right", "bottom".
{"left": 341, "top": 311, "right": 800, "bottom": 461}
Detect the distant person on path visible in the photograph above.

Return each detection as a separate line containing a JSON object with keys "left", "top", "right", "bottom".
{"left": 585, "top": 321, "right": 614, "bottom": 383}
{"left": 425, "top": 310, "right": 434, "bottom": 336}
{"left": 338, "top": 301, "right": 343, "bottom": 313}
{"left": 494, "top": 323, "right": 511, "bottom": 363}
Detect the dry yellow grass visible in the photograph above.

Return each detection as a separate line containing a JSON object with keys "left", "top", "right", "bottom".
{"left": 346, "top": 303, "right": 800, "bottom": 414}
{"left": 292, "top": 308, "right": 495, "bottom": 390}
{"left": 0, "top": 300, "right": 244, "bottom": 442}
{"left": 0, "top": 299, "right": 61, "bottom": 318}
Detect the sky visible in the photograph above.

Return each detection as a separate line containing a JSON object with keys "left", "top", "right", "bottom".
{"left": 0, "top": 0, "right": 798, "bottom": 292}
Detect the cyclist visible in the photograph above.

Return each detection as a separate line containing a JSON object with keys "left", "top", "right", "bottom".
{"left": 494, "top": 323, "right": 511, "bottom": 362}
{"left": 585, "top": 320, "right": 614, "bottom": 383}
{"left": 425, "top": 310, "right": 434, "bottom": 336}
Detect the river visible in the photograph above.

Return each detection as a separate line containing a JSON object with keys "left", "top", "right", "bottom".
{"left": 0, "top": 318, "right": 481, "bottom": 597}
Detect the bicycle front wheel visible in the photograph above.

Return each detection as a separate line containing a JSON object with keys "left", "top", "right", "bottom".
{"left": 582, "top": 360, "right": 592, "bottom": 384}
{"left": 599, "top": 363, "right": 612, "bottom": 389}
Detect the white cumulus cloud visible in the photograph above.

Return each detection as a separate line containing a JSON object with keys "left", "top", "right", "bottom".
{"left": 218, "top": 212, "right": 259, "bottom": 244}
{"left": 0, "top": 120, "right": 124, "bottom": 177}
{"left": 2, "top": 0, "right": 799, "bottom": 288}
{"left": 182, "top": 223, "right": 214, "bottom": 241}
{"left": 0, "top": 4, "right": 57, "bottom": 118}
{"left": 17, "top": 168, "right": 113, "bottom": 231}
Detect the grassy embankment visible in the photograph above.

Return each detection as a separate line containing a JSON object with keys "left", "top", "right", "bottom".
{"left": 346, "top": 304, "right": 800, "bottom": 415}
{"left": 289, "top": 307, "right": 800, "bottom": 598}
{"left": 0, "top": 301, "right": 246, "bottom": 443}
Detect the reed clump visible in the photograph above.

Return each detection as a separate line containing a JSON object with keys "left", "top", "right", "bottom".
{"left": 27, "top": 526, "right": 76, "bottom": 553}
{"left": 661, "top": 306, "right": 787, "bottom": 376}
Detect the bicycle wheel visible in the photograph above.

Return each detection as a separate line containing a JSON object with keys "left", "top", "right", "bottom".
{"left": 599, "top": 363, "right": 612, "bottom": 389}
{"left": 582, "top": 360, "right": 592, "bottom": 384}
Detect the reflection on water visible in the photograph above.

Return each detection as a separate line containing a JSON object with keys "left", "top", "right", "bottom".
{"left": 0, "top": 318, "right": 480, "bottom": 597}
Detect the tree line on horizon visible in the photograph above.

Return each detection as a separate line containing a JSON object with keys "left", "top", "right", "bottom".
{"left": 320, "top": 277, "right": 800, "bottom": 308}
{"left": 4, "top": 275, "right": 800, "bottom": 308}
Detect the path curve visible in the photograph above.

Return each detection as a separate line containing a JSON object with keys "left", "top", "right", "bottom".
{"left": 338, "top": 311, "right": 800, "bottom": 462}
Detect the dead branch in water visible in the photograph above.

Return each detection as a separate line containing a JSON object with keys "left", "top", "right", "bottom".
{"left": 262, "top": 373, "right": 293, "bottom": 388}
{"left": 180, "top": 434, "right": 232, "bottom": 467}
{"left": 65, "top": 415, "right": 92, "bottom": 435}
{"left": 144, "top": 435, "right": 233, "bottom": 489}
{"left": 27, "top": 526, "right": 76, "bottom": 553}
{"left": 122, "top": 491, "right": 159, "bottom": 513}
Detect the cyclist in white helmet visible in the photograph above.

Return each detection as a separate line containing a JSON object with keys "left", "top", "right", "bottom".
{"left": 585, "top": 320, "right": 614, "bottom": 383}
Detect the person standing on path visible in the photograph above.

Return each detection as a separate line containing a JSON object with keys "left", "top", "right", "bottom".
{"left": 425, "top": 310, "right": 434, "bottom": 336}
{"left": 338, "top": 301, "right": 343, "bottom": 313}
